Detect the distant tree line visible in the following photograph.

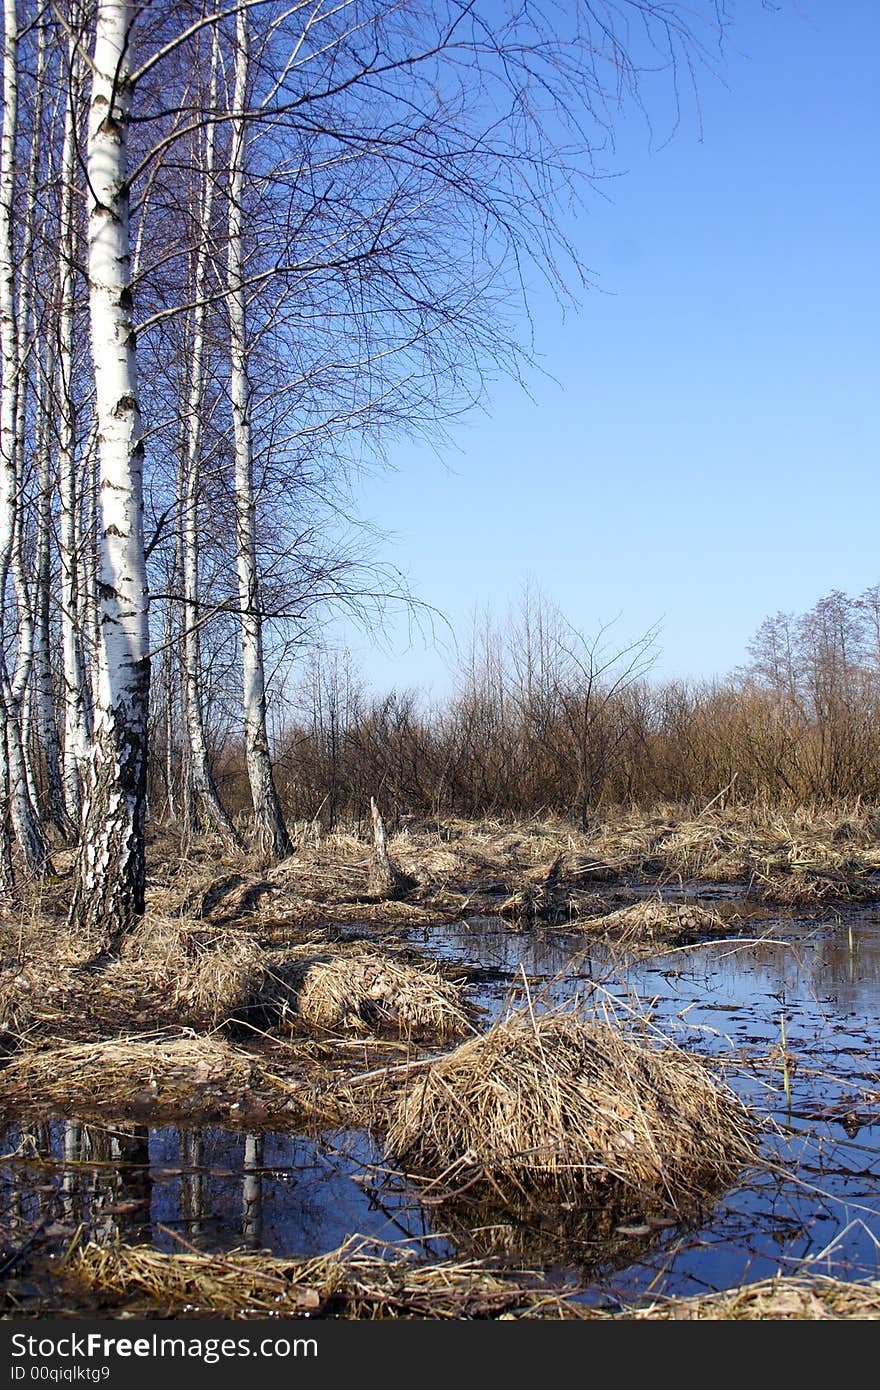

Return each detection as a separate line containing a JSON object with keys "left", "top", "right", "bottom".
{"left": 170, "top": 585, "right": 880, "bottom": 828}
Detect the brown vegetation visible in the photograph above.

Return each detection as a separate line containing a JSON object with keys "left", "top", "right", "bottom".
{"left": 61, "top": 1237, "right": 582, "bottom": 1319}
{"left": 263, "top": 944, "right": 473, "bottom": 1040}
{"left": 572, "top": 897, "right": 728, "bottom": 946}
{"left": 3, "top": 796, "right": 871, "bottom": 1322}
{"left": 235, "top": 587, "right": 880, "bottom": 827}
{"left": 0, "top": 1037, "right": 323, "bottom": 1128}
{"left": 60, "top": 1240, "right": 880, "bottom": 1319}
{"left": 382, "top": 1006, "right": 757, "bottom": 1216}
{"left": 3, "top": 803, "right": 874, "bottom": 1058}
{"left": 625, "top": 1275, "right": 880, "bottom": 1321}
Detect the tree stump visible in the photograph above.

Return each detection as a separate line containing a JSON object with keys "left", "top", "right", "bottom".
{"left": 369, "top": 797, "right": 405, "bottom": 899}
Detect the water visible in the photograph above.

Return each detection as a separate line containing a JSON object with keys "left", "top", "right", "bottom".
{"left": 2, "top": 903, "right": 879, "bottom": 1306}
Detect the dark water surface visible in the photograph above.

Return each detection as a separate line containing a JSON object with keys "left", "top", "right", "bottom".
{"left": 2, "top": 903, "right": 878, "bottom": 1306}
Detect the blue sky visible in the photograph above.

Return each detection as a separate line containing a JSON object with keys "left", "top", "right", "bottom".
{"left": 329, "top": 0, "right": 879, "bottom": 699}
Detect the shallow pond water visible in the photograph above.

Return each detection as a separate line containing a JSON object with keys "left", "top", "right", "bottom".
{"left": 2, "top": 902, "right": 879, "bottom": 1308}
{"left": 408, "top": 905, "right": 880, "bottom": 1298}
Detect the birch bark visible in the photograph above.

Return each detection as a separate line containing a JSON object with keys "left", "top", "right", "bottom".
{"left": 69, "top": 0, "right": 151, "bottom": 946}
{"left": 228, "top": 9, "right": 291, "bottom": 861}
{"left": 0, "top": 0, "right": 50, "bottom": 876}
{"left": 58, "top": 35, "right": 92, "bottom": 821}
{"left": 33, "top": 339, "right": 71, "bottom": 838}
{"left": 182, "top": 25, "right": 241, "bottom": 850}
{"left": 25, "top": 20, "right": 68, "bottom": 839}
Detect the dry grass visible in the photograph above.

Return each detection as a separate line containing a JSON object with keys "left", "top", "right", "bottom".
{"left": 131, "top": 807, "right": 880, "bottom": 941}
{"left": 0, "top": 917, "right": 270, "bottom": 1047}
{"left": 265, "top": 835, "right": 377, "bottom": 904}
{"left": 0, "top": 961, "right": 50, "bottom": 1048}
{"left": 571, "top": 896, "right": 728, "bottom": 946}
{"left": 61, "top": 1239, "right": 880, "bottom": 1319}
{"left": 0, "top": 909, "right": 94, "bottom": 1047}
{"left": 751, "top": 869, "right": 879, "bottom": 906}
{"left": 118, "top": 917, "right": 268, "bottom": 1027}
{"left": 184, "top": 807, "right": 880, "bottom": 930}
{"left": 61, "top": 1236, "right": 587, "bottom": 1319}
{"left": 0, "top": 1035, "right": 326, "bottom": 1127}
{"left": 627, "top": 1275, "right": 880, "bottom": 1320}
{"left": 382, "top": 1005, "right": 757, "bottom": 1216}
{"left": 587, "top": 802, "right": 880, "bottom": 888}
{"left": 259, "top": 819, "right": 609, "bottom": 924}
{"left": 261, "top": 943, "right": 474, "bottom": 1041}
{"left": 259, "top": 899, "right": 454, "bottom": 929}
{"left": 0, "top": 910, "right": 472, "bottom": 1058}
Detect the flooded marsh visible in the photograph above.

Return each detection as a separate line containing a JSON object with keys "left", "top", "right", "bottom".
{"left": 2, "top": 816, "right": 879, "bottom": 1318}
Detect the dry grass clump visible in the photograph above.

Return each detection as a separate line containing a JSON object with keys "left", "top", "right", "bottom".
{"left": 396, "top": 817, "right": 586, "bottom": 878}
{"left": 262, "top": 944, "right": 473, "bottom": 1041}
{"left": 629, "top": 1275, "right": 880, "bottom": 1320}
{"left": 752, "top": 869, "right": 878, "bottom": 907}
{"left": 0, "top": 960, "right": 57, "bottom": 1047}
{"left": 0, "top": 1036, "right": 313, "bottom": 1126}
{"left": 62, "top": 1240, "right": 880, "bottom": 1319}
{"left": 497, "top": 885, "right": 609, "bottom": 925}
{"left": 270, "top": 835, "right": 375, "bottom": 904}
{"left": 384, "top": 1006, "right": 757, "bottom": 1216}
{"left": 495, "top": 854, "right": 608, "bottom": 924}
{"left": 572, "top": 897, "right": 728, "bottom": 946}
{"left": 646, "top": 824, "right": 752, "bottom": 881}
{"left": 585, "top": 802, "right": 880, "bottom": 886}
{"left": 63, "top": 1237, "right": 585, "bottom": 1319}
{"left": 117, "top": 917, "right": 267, "bottom": 1027}
{"left": 0, "top": 915, "right": 270, "bottom": 1046}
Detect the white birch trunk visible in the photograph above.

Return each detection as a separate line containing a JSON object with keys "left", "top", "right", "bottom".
{"left": 0, "top": 0, "right": 50, "bottom": 876}
{"left": 69, "top": 0, "right": 150, "bottom": 946}
{"left": 182, "top": 31, "right": 240, "bottom": 851}
{"left": 0, "top": 732, "right": 12, "bottom": 900}
{"left": 27, "top": 23, "right": 68, "bottom": 839}
{"left": 172, "top": 426, "right": 197, "bottom": 833}
{"left": 0, "top": 0, "right": 14, "bottom": 893}
{"left": 83, "top": 429, "right": 102, "bottom": 717}
{"left": 228, "top": 9, "right": 291, "bottom": 861}
{"left": 33, "top": 354, "right": 69, "bottom": 837}
{"left": 58, "top": 37, "right": 92, "bottom": 820}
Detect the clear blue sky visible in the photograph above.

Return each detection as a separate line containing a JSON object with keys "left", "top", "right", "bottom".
{"left": 329, "top": 0, "right": 879, "bottom": 699}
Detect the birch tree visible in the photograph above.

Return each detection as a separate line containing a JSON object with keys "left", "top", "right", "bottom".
{"left": 0, "top": 0, "right": 51, "bottom": 878}
{"left": 57, "top": 27, "right": 93, "bottom": 822}
{"left": 69, "top": 0, "right": 151, "bottom": 945}
{"left": 40, "top": 0, "right": 744, "bottom": 924}
{"left": 181, "top": 23, "right": 242, "bottom": 851}
{"left": 226, "top": 6, "right": 292, "bottom": 860}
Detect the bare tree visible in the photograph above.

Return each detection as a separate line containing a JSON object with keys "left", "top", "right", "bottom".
{"left": 69, "top": 0, "right": 151, "bottom": 945}
{"left": 0, "top": 0, "right": 51, "bottom": 878}
{"left": 180, "top": 20, "right": 242, "bottom": 850}
{"left": 225, "top": 5, "right": 291, "bottom": 858}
